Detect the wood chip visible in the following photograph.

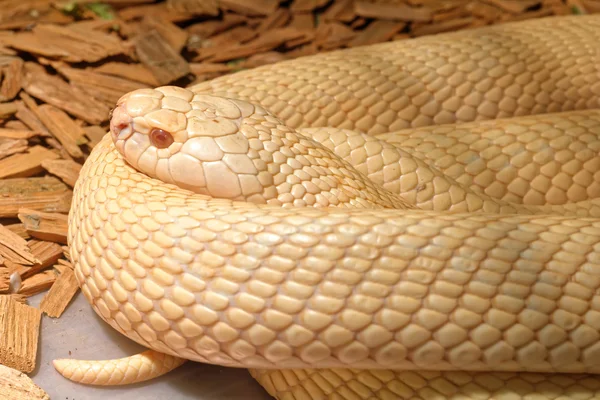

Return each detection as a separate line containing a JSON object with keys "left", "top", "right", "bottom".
{"left": 187, "top": 13, "right": 246, "bottom": 38}
{"left": 290, "top": 13, "right": 315, "bottom": 30}
{"left": 413, "top": 17, "right": 475, "bottom": 36}
{"left": 0, "top": 177, "right": 72, "bottom": 219}
{"left": 290, "top": 0, "right": 330, "bottom": 12}
{"left": 41, "top": 159, "right": 82, "bottom": 187}
{"left": 466, "top": 1, "right": 503, "bottom": 20}
{"left": 119, "top": 2, "right": 195, "bottom": 22}
{"left": 0, "top": 146, "right": 60, "bottom": 180}
{"left": 482, "top": 0, "right": 540, "bottom": 13}
{"left": 141, "top": 15, "right": 189, "bottom": 54}
{"left": 135, "top": 30, "right": 190, "bottom": 85}
{"left": 8, "top": 240, "right": 64, "bottom": 279}
{"left": 0, "top": 360, "right": 49, "bottom": 399}
{"left": 0, "top": 224, "right": 38, "bottom": 266}
{"left": 323, "top": 0, "right": 356, "bottom": 22}
{"left": 349, "top": 20, "right": 406, "bottom": 47}
{"left": 15, "top": 97, "right": 51, "bottom": 138}
{"left": 166, "top": 0, "right": 219, "bottom": 15}
{"left": 0, "top": 101, "right": 18, "bottom": 119}
{"left": 37, "top": 104, "right": 86, "bottom": 158}
{"left": 0, "top": 295, "right": 41, "bottom": 373}
{"left": 59, "top": 65, "right": 149, "bottom": 100}
{"left": 23, "top": 69, "right": 110, "bottom": 125}
{"left": 4, "top": 224, "right": 28, "bottom": 240}
{"left": 83, "top": 125, "right": 107, "bottom": 148}
{"left": 0, "top": 268, "right": 8, "bottom": 293}
{"left": 0, "top": 128, "right": 38, "bottom": 140}
{"left": 7, "top": 293, "right": 27, "bottom": 304}
{"left": 220, "top": 0, "right": 279, "bottom": 16}
{"left": 17, "top": 208, "right": 68, "bottom": 244}
{"left": 317, "top": 22, "right": 356, "bottom": 49}
{"left": 39, "top": 267, "right": 79, "bottom": 318}
{"left": 94, "top": 62, "right": 160, "bottom": 86}
{"left": 5, "top": 23, "right": 125, "bottom": 63}
{"left": 354, "top": 1, "right": 433, "bottom": 21}
{"left": 17, "top": 269, "right": 55, "bottom": 297}
{"left": 258, "top": 8, "right": 291, "bottom": 32}
{"left": 0, "top": 138, "right": 27, "bottom": 160}
{"left": 0, "top": 57, "right": 23, "bottom": 101}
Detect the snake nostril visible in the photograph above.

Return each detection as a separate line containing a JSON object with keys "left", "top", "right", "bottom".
{"left": 150, "top": 128, "right": 174, "bottom": 149}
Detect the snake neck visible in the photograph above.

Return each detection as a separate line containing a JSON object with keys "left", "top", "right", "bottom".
{"left": 232, "top": 112, "right": 416, "bottom": 210}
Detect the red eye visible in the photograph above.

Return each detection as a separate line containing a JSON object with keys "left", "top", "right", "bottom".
{"left": 150, "top": 128, "right": 174, "bottom": 149}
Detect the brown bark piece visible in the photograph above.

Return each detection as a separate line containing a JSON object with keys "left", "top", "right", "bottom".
{"left": 189, "top": 63, "right": 233, "bottom": 76}
{"left": 349, "top": 20, "right": 406, "bottom": 47}
{"left": 466, "top": 1, "right": 502, "bottom": 20}
{"left": 8, "top": 240, "right": 64, "bottom": 279}
{"left": 0, "top": 177, "right": 72, "bottom": 219}
{"left": 354, "top": 1, "right": 433, "bottom": 21}
{"left": 39, "top": 267, "right": 79, "bottom": 318}
{"left": 317, "top": 22, "right": 356, "bottom": 49}
{"left": 413, "top": 17, "right": 475, "bottom": 35}
{"left": 0, "top": 363, "right": 49, "bottom": 400}
{"left": 583, "top": 0, "right": 600, "bottom": 12}
{"left": 220, "top": 0, "right": 279, "bottom": 16}
{"left": 17, "top": 270, "right": 55, "bottom": 297}
{"left": 37, "top": 104, "right": 86, "bottom": 159}
{"left": 94, "top": 62, "right": 160, "bottom": 86}
{"left": 4, "top": 224, "right": 28, "bottom": 240}
{"left": 290, "top": 13, "right": 315, "bottom": 30}
{"left": 23, "top": 70, "right": 110, "bottom": 125}
{"left": 482, "top": 0, "right": 540, "bottom": 13}
{"left": 0, "top": 146, "right": 60, "bottom": 179}
{"left": 0, "top": 268, "right": 8, "bottom": 293}
{"left": 83, "top": 125, "right": 107, "bottom": 148}
{"left": 8, "top": 294, "right": 27, "bottom": 304}
{"left": 135, "top": 30, "right": 190, "bottom": 85}
{"left": 258, "top": 8, "right": 291, "bottom": 32}
{"left": 0, "top": 224, "right": 38, "bottom": 266}
{"left": 5, "top": 24, "right": 125, "bottom": 63}
{"left": 323, "top": 0, "right": 356, "bottom": 22}
{"left": 17, "top": 209, "right": 68, "bottom": 244}
{"left": 15, "top": 98, "right": 51, "bottom": 138}
{"left": 0, "top": 138, "right": 27, "bottom": 160}
{"left": 187, "top": 13, "right": 247, "bottom": 38}
{"left": 41, "top": 159, "right": 82, "bottom": 187}
{"left": 242, "top": 52, "right": 288, "bottom": 68}
{"left": 0, "top": 295, "right": 41, "bottom": 373}
{"left": 167, "top": 0, "right": 219, "bottom": 15}
{"left": 59, "top": 66, "right": 148, "bottom": 98}
{"left": 0, "top": 57, "right": 23, "bottom": 101}
{"left": 208, "top": 26, "right": 259, "bottom": 47}
{"left": 290, "top": 0, "right": 330, "bottom": 12}
{"left": 0, "top": 128, "right": 38, "bottom": 139}
{"left": 0, "top": 101, "right": 18, "bottom": 118}
{"left": 119, "top": 2, "right": 195, "bottom": 22}
{"left": 142, "top": 15, "right": 189, "bottom": 54}
{"left": 500, "top": 7, "right": 553, "bottom": 21}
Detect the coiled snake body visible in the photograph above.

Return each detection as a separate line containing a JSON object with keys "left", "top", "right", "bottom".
{"left": 54, "top": 15, "right": 600, "bottom": 399}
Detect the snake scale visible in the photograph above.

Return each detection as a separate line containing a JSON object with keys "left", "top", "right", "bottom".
{"left": 52, "top": 14, "right": 600, "bottom": 399}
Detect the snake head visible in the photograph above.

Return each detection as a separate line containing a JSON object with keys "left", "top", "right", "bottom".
{"left": 109, "top": 86, "right": 266, "bottom": 199}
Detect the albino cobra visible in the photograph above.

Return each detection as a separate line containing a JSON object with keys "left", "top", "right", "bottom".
{"left": 53, "top": 14, "right": 600, "bottom": 399}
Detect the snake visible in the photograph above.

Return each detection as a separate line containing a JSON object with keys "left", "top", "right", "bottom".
{"left": 51, "top": 14, "right": 600, "bottom": 399}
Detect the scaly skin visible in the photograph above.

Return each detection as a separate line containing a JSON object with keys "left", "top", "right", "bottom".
{"left": 373, "top": 110, "right": 600, "bottom": 206}
{"left": 55, "top": 15, "right": 600, "bottom": 400}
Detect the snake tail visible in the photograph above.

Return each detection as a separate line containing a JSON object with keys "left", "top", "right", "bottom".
{"left": 53, "top": 350, "right": 186, "bottom": 385}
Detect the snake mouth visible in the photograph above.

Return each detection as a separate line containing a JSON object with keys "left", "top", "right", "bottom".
{"left": 109, "top": 103, "right": 134, "bottom": 142}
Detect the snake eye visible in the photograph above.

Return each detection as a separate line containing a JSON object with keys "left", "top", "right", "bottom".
{"left": 150, "top": 128, "right": 174, "bottom": 149}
